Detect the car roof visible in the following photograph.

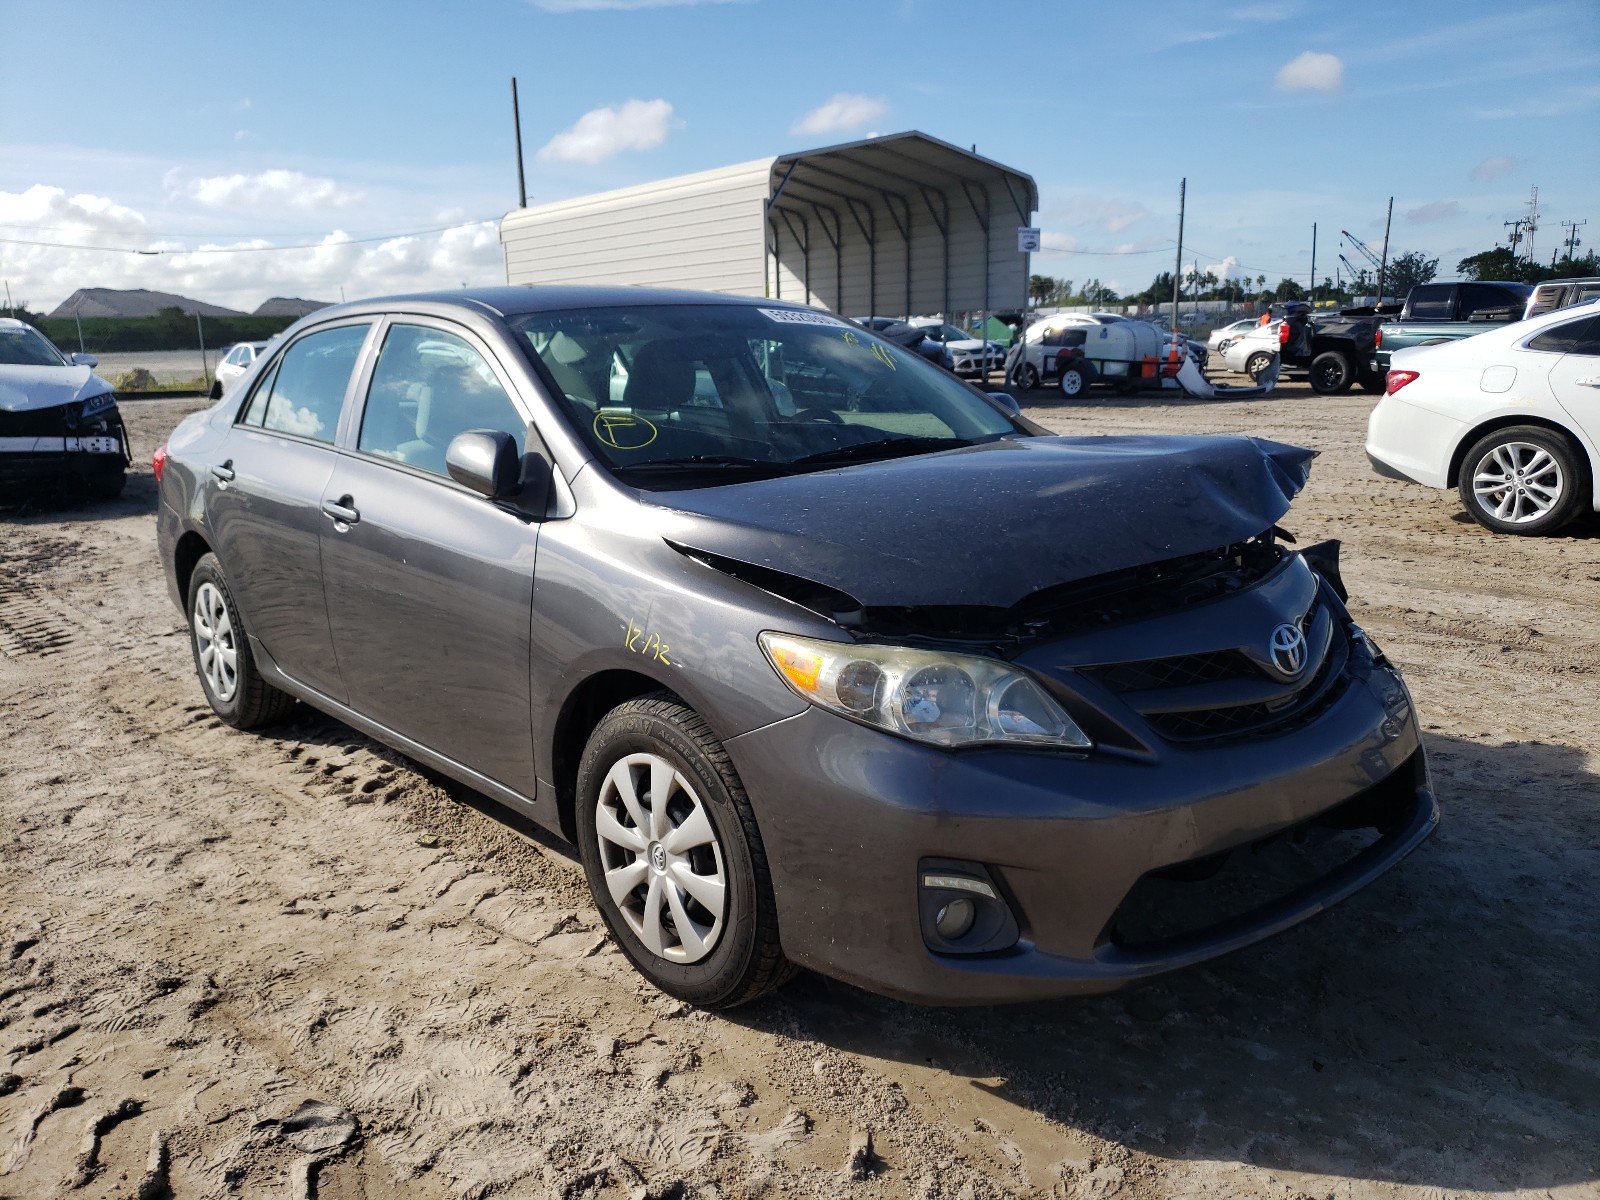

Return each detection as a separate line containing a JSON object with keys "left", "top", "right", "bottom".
{"left": 312, "top": 285, "right": 814, "bottom": 322}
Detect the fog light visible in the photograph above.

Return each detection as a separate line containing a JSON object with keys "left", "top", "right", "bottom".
{"left": 934, "top": 898, "right": 976, "bottom": 939}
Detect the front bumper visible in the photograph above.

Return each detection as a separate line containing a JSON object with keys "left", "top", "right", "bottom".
{"left": 726, "top": 653, "right": 1432, "bottom": 1005}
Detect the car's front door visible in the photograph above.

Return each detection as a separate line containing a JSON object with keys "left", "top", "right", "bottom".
{"left": 317, "top": 319, "right": 540, "bottom": 795}
{"left": 205, "top": 320, "right": 375, "bottom": 703}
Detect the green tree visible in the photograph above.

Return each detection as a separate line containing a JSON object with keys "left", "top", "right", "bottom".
{"left": 1028, "top": 275, "right": 1057, "bottom": 305}
{"left": 1081, "top": 278, "right": 1118, "bottom": 306}
{"left": 1274, "top": 278, "right": 1305, "bottom": 301}
{"left": 1383, "top": 251, "right": 1439, "bottom": 299}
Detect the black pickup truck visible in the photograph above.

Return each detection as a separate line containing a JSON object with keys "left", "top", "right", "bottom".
{"left": 1233, "top": 302, "right": 1385, "bottom": 393}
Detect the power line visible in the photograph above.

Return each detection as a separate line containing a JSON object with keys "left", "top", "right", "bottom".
{"left": 0, "top": 219, "right": 498, "bottom": 257}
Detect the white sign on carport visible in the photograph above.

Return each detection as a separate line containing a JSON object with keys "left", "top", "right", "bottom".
{"left": 499, "top": 130, "right": 1038, "bottom": 319}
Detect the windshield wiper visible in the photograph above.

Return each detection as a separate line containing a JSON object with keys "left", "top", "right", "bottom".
{"left": 790, "top": 436, "right": 974, "bottom": 467}
{"left": 611, "top": 455, "right": 794, "bottom": 478}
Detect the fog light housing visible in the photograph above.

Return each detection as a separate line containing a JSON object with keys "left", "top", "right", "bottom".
{"left": 918, "top": 858, "right": 1020, "bottom": 955}
{"left": 934, "top": 898, "right": 976, "bottom": 939}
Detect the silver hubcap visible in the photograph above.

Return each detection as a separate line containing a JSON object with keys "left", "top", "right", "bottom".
{"left": 192, "top": 581, "right": 238, "bottom": 702}
{"left": 594, "top": 753, "right": 726, "bottom": 964}
{"left": 1472, "top": 442, "right": 1563, "bottom": 524}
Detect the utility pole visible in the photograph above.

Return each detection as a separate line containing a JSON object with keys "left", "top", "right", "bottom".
{"left": 1503, "top": 217, "right": 1525, "bottom": 252}
{"left": 1561, "top": 219, "right": 1586, "bottom": 263}
{"left": 195, "top": 312, "right": 210, "bottom": 390}
{"left": 1377, "top": 197, "right": 1393, "bottom": 305}
{"left": 1171, "top": 178, "right": 1185, "bottom": 325}
{"left": 1524, "top": 186, "right": 1540, "bottom": 263}
{"left": 1309, "top": 223, "right": 1317, "bottom": 304}
{"left": 3, "top": 279, "right": 11, "bottom": 316}
{"left": 511, "top": 77, "right": 528, "bottom": 210}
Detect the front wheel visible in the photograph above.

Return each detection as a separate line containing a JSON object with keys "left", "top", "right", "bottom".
{"left": 1457, "top": 427, "right": 1587, "bottom": 535}
{"left": 1245, "top": 352, "right": 1274, "bottom": 382}
{"left": 1011, "top": 362, "right": 1040, "bottom": 391}
{"left": 187, "top": 553, "right": 296, "bottom": 728}
{"left": 576, "top": 695, "right": 791, "bottom": 1008}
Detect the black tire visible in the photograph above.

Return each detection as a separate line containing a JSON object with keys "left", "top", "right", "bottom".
{"left": 1011, "top": 362, "right": 1040, "bottom": 391}
{"left": 576, "top": 694, "right": 792, "bottom": 1008}
{"left": 1456, "top": 426, "right": 1588, "bottom": 536}
{"left": 209, "top": 380, "right": 223, "bottom": 400}
{"left": 1245, "top": 352, "right": 1274, "bottom": 382}
{"left": 186, "top": 553, "right": 296, "bottom": 728}
{"left": 1216, "top": 338, "right": 1232, "bottom": 353}
{"left": 1057, "top": 364, "right": 1088, "bottom": 398}
{"left": 1309, "top": 351, "right": 1355, "bottom": 394}
{"left": 1358, "top": 371, "right": 1386, "bottom": 394}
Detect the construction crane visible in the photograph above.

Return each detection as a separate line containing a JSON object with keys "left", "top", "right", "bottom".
{"left": 1340, "top": 230, "right": 1385, "bottom": 274}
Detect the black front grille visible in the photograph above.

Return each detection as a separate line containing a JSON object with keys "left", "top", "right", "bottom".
{"left": 1090, "top": 649, "right": 1256, "bottom": 692}
{"left": 0, "top": 404, "right": 71, "bottom": 438}
{"left": 1145, "top": 619, "right": 1349, "bottom": 744}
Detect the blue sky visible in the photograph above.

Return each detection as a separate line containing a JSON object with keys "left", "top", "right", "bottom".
{"left": 2, "top": 0, "right": 1595, "bottom": 312}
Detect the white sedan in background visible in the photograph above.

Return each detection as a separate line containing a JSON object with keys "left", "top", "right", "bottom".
{"left": 1365, "top": 299, "right": 1600, "bottom": 534}
{"left": 1208, "top": 318, "right": 1261, "bottom": 354}
{"left": 210, "top": 340, "right": 271, "bottom": 399}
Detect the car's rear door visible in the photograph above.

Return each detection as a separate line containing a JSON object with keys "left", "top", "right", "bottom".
{"left": 1544, "top": 313, "right": 1600, "bottom": 446}
{"left": 317, "top": 318, "right": 540, "bottom": 795}
{"left": 205, "top": 319, "right": 376, "bottom": 703}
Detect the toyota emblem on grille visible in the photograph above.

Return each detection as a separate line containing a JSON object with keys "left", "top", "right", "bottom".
{"left": 1269, "top": 622, "right": 1308, "bottom": 677}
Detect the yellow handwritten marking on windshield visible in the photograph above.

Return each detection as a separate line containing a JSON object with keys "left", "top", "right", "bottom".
{"left": 871, "top": 342, "right": 897, "bottom": 370}
{"left": 841, "top": 329, "right": 861, "bottom": 347}
{"left": 594, "top": 411, "right": 658, "bottom": 450}
{"left": 624, "top": 617, "right": 672, "bottom": 665}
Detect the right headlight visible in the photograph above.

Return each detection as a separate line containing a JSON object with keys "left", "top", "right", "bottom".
{"left": 759, "top": 632, "right": 1092, "bottom": 751}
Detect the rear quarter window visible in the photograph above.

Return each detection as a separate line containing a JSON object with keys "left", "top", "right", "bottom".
{"left": 1527, "top": 315, "right": 1600, "bottom": 355}
{"left": 1405, "top": 285, "right": 1454, "bottom": 320}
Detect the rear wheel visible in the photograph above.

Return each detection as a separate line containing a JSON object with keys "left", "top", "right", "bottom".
{"left": 1457, "top": 426, "right": 1587, "bottom": 535}
{"left": 1309, "top": 351, "right": 1355, "bottom": 394}
{"left": 187, "top": 553, "right": 296, "bottom": 728}
{"left": 576, "top": 695, "right": 791, "bottom": 1008}
{"left": 1245, "top": 352, "right": 1274, "bottom": 382}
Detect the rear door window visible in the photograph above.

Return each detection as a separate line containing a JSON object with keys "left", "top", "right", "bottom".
{"left": 241, "top": 323, "right": 370, "bottom": 443}
{"left": 1527, "top": 316, "right": 1600, "bottom": 354}
{"left": 1406, "top": 285, "right": 1455, "bottom": 320}
{"left": 1459, "top": 284, "right": 1522, "bottom": 320}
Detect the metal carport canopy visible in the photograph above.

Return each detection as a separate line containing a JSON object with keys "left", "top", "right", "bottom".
{"left": 764, "top": 130, "right": 1038, "bottom": 320}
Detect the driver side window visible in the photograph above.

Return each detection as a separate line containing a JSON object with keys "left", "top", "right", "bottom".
{"left": 358, "top": 324, "right": 523, "bottom": 478}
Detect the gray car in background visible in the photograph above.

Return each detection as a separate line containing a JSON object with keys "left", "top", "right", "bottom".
{"left": 155, "top": 287, "right": 1435, "bottom": 1008}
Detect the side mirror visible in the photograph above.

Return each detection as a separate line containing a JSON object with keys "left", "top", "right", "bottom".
{"left": 987, "top": 392, "right": 1021, "bottom": 415}
{"left": 71, "top": 352, "right": 99, "bottom": 367}
{"left": 446, "top": 430, "right": 524, "bottom": 500}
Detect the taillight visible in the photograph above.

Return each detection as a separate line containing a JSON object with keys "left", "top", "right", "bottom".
{"left": 153, "top": 444, "right": 168, "bottom": 483}
{"left": 1278, "top": 322, "right": 1290, "bottom": 345}
{"left": 1385, "top": 370, "right": 1418, "bottom": 395}
{"left": 1375, "top": 328, "right": 1383, "bottom": 349}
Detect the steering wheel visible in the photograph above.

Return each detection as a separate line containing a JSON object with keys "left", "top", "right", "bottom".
{"left": 793, "top": 407, "right": 843, "bottom": 424}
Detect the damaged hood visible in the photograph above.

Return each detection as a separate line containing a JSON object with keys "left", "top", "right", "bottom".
{"left": 0, "top": 365, "right": 111, "bottom": 414}
{"left": 653, "top": 435, "right": 1315, "bottom": 609}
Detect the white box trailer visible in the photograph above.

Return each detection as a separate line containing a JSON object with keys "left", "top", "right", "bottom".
{"left": 500, "top": 131, "right": 1038, "bottom": 322}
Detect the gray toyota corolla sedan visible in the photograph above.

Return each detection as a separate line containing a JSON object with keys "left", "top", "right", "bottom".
{"left": 155, "top": 287, "right": 1436, "bottom": 1008}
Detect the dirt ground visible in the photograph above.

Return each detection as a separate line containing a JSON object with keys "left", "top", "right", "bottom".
{"left": 2, "top": 380, "right": 1596, "bottom": 1200}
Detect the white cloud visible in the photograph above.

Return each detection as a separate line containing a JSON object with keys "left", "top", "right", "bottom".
{"left": 1039, "top": 231, "right": 1080, "bottom": 252}
{"left": 1274, "top": 51, "right": 1343, "bottom": 93}
{"left": 790, "top": 94, "right": 888, "bottom": 137}
{"left": 537, "top": 99, "right": 677, "bottom": 164}
{"left": 181, "top": 169, "right": 361, "bottom": 211}
{"left": 1470, "top": 155, "right": 1520, "bottom": 181}
{"left": 0, "top": 183, "right": 504, "bottom": 314}
{"left": 531, "top": 0, "right": 743, "bottom": 11}
{"left": 1203, "top": 255, "right": 1244, "bottom": 280}
{"left": 1405, "top": 200, "right": 1464, "bottom": 224}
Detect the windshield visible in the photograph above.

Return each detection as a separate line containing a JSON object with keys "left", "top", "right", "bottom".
{"left": 0, "top": 326, "right": 68, "bottom": 367}
{"left": 511, "top": 304, "right": 1018, "bottom": 483}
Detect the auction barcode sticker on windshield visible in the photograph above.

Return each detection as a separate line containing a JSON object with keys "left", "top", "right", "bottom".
{"left": 757, "top": 308, "right": 848, "bottom": 327}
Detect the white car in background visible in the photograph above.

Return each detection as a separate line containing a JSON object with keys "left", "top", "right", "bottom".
{"left": 211, "top": 340, "right": 271, "bottom": 399}
{"left": 906, "top": 319, "right": 1005, "bottom": 378}
{"left": 1208, "top": 318, "right": 1260, "bottom": 354}
{"left": 1365, "top": 299, "right": 1600, "bottom": 535}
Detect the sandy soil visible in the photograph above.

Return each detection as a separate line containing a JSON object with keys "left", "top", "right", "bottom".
{"left": 2, "top": 385, "right": 1596, "bottom": 1200}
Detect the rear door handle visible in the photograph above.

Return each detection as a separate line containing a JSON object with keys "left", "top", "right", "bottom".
{"left": 321, "top": 497, "right": 360, "bottom": 526}
{"left": 210, "top": 460, "right": 235, "bottom": 482}
{"left": 1575, "top": 377, "right": 1600, "bottom": 387}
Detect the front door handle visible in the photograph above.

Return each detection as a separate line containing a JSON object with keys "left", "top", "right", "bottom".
{"left": 321, "top": 497, "right": 360, "bottom": 526}
{"left": 1575, "top": 376, "right": 1600, "bottom": 387}
{"left": 210, "top": 460, "right": 235, "bottom": 482}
